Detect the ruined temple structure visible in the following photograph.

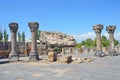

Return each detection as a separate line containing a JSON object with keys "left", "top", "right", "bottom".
{"left": 38, "top": 31, "right": 76, "bottom": 54}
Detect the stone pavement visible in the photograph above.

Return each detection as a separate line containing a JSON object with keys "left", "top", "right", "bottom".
{"left": 0, "top": 55, "right": 120, "bottom": 80}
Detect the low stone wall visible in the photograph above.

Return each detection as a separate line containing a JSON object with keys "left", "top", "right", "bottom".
{"left": 0, "top": 50, "right": 10, "bottom": 58}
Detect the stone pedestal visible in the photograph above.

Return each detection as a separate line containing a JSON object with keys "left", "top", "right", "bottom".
{"left": 78, "top": 48, "right": 82, "bottom": 53}
{"left": 93, "top": 24, "right": 105, "bottom": 57}
{"left": 58, "top": 55, "right": 72, "bottom": 63}
{"left": 48, "top": 49, "right": 57, "bottom": 62}
{"left": 28, "top": 22, "right": 39, "bottom": 61}
{"left": 118, "top": 47, "right": 120, "bottom": 53}
{"left": 9, "top": 22, "right": 19, "bottom": 62}
{"left": 61, "top": 48, "right": 65, "bottom": 55}
{"left": 106, "top": 25, "right": 117, "bottom": 56}
{"left": 102, "top": 47, "right": 108, "bottom": 53}
{"left": 69, "top": 48, "right": 72, "bottom": 54}
{"left": 108, "top": 49, "right": 117, "bottom": 56}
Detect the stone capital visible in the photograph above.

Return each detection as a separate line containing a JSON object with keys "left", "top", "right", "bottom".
{"left": 106, "top": 25, "right": 116, "bottom": 34}
{"left": 9, "top": 22, "right": 18, "bottom": 33}
{"left": 28, "top": 22, "right": 39, "bottom": 32}
{"left": 93, "top": 24, "right": 103, "bottom": 33}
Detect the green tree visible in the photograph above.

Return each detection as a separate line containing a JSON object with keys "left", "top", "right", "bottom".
{"left": 102, "top": 35, "right": 107, "bottom": 41}
{"left": 102, "top": 35, "right": 110, "bottom": 47}
{"left": 22, "top": 31, "right": 25, "bottom": 42}
{"left": 91, "top": 38, "right": 96, "bottom": 47}
{"left": 75, "top": 43, "right": 82, "bottom": 48}
{"left": 114, "top": 39, "right": 119, "bottom": 46}
{"left": 18, "top": 32, "right": 21, "bottom": 42}
{"left": 3, "top": 29, "right": 9, "bottom": 42}
{"left": 6, "top": 34, "right": 9, "bottom": 41}
{"left": 102, "top": 40, "right": 110, "bottom": 47}
{"left": 36, "top": 30, "right": 41, "bottom": 40}
{"left": 81, "top": 40, "right": 85, "bottom": 45}
{"left": 85, "top": 38, "right": 93, "bottom": 47}
{"left": 0, "top": 30, "right": 3, "bottom": 42}
{"left": 53, "top": 46, "right": 61, "bottom": 51}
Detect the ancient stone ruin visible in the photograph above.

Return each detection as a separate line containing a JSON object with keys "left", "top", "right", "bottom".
{"left": 0, "top": 22, "right": 119, "bottom": 63}
{"left": 38, "top": 31, "right": 76, "bottom": 54}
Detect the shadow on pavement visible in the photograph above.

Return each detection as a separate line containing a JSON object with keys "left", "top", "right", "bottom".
{"left": 0, "top": 61, "right": 9, "bottom": 64}
{"left": 0, "top": 58, "right": 9, "bottom": 64}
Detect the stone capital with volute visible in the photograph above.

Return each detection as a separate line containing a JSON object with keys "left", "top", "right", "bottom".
{"left": 9, "top": 22, "right": 18, "bottom": 33}
{"left": 93, "top": 24, "right": 103, "bottom": 33}
{"left": 28, "top": 22, "right": 39, "bottom": 32}
{"left": 106, "top": 25, "right": 116, "bottom": 34}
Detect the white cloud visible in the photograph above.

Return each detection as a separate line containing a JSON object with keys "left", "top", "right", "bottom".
{"left": 103, "top": 32, "right": 120, "bottom": 41}
{"left": 114, "top": 32, "right": 120, "bottom": 40}
{"left": 102, "top": 33, "right": 109, "bottom": 39}
{"left": 71, "top": 32, "right": 120, "bottom": 43}
{"left": 71, "top": 32, "right": 96, "bottom": 43}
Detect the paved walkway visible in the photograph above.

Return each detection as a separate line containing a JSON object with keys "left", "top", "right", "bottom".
{"left": 0, "top": 55, "right": 120, "bottom": 80}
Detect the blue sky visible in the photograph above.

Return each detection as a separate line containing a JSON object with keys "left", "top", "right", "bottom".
{"left": 0, "top": 0, "right": 120, "bottom": 42}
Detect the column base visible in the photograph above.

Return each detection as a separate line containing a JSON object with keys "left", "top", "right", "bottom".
{"left": 108, "top": 49, "right": 117, "bottom": 56}
{"left": 94, "top": 50, "right": 105, "bottom": 57}
{"left": 28, "top": 52, "right": 39, "bottom": 61}
{"left": 9, "top": 53, "right": 19, "bottom": 62}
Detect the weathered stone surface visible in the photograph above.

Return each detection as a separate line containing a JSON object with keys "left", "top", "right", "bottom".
{"left": 72, "top": 56, "right": 78, "bottom": 61}
{"left": 9, "top": 22, "right": 18, "bottom": 33}
{"left": 57, "top": 55, "right": 72, "bottom": 63}
{"left": 39, "top": 31, "right": 76, "bottom": 47}
{"left": 94, "top": 50, "right": 105, "bottom": 57}
{"left": 28, "top": 22, "right": 39, "bottom": 32}
{"left": 48, "top": 51, "right": 57, "bottom": 62}
{"left": 72, "top": 58, "right": 84, "bottom": 63}
{"left": 83, "top": 48, "right": 90, "bottom": 54}
{"left": 108, "top": 49, "right": 117, "bottom": 56}
{"left": 102, "top": 47, "right": 108, "bottom": 53}
{"left": 61, "top": 48, "right": 65, "bottom": 55}
{"left": 82, "top": 58, "right": 94, "bottom": 62}
{"left": 115, "top": 44, "right": 120, "bottom": 52}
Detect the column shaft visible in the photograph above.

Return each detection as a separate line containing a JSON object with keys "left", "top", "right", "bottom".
{"left": 96, "top": 33, "right": 102, "bottom": 50}
{"left": 109, "top": 34, "right": 114, "bottom": 49}
{"left": 31, "top": 32, "right": 37, "bottom": 52}
{"left": 11, "top": 33, "right": 16, "bottom": 53}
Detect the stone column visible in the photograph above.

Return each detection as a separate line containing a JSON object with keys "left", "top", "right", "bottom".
{"left": 106, "top": 25, "right": 117, "bottom": 56}
{"left": 28, "top": 22, "right": 39, "bottom": 61}
{"left": 93, "top": 24, "right": 105, "bottom": 57}
{"left": 9, "top": 22, "right": 19, "bottom": 62}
